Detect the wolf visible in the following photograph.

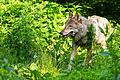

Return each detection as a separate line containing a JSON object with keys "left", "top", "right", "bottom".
{"left": 61, "top": 12, "right": 112, "bottom": 70}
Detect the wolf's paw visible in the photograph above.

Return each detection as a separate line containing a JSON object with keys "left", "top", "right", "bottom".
{"left": 68, "top": 64, "right": 72, "bottom": 70}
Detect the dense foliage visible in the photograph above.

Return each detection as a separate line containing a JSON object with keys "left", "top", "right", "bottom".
{"left": 0, "top": 0, "right": 120, "bottom": 80}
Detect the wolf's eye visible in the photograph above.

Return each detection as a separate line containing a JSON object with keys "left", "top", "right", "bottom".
{"left": 69, "top": 25, "right": 72, "bottom": 27}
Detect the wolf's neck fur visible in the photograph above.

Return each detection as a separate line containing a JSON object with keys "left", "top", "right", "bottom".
{"left": 74, "top": 16, "right": 90, "bottom": 43}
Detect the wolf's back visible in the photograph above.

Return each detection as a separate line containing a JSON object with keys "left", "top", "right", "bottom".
{"left": 88, "top": 15, "right": 113, "bottom": 43}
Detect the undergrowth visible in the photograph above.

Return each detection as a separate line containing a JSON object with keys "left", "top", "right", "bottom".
{"left": 0, "top": 0, "right": 120, "bottom": 80}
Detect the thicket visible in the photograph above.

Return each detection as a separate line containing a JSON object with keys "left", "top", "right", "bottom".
{"left": 0, "top": 0, "right": 120, "bottom": 80}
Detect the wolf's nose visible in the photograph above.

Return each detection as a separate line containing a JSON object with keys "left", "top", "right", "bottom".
{"left": 60, "top": 31, "right": 66, "bottom": 37}
{"left": 60, "top": 31, "right": 63, "bottom": 35}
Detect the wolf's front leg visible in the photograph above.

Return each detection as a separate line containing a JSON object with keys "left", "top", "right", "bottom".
{"left": 68, "top": 42, "right": 78, "bottom": 70}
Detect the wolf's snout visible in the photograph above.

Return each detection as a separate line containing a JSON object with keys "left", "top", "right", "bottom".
{"left": 60, "top": 30, "right": 69, "bottom": 37}
{"left": 62, "top": 32, "right": 68, "bottom": 36}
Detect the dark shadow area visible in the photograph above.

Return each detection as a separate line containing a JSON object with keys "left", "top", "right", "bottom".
{"left": 46, "top": 0, "right": 120, "bottom": 25}
{"left": 4, "top": 26, "right": 36, "bottom": 64}
{"left": 87, "top": 1, "right": 120, "bottom": 25}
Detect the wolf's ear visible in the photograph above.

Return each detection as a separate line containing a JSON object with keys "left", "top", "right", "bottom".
{"left": 75, "top": 12, "right": 79, "bottom": 20}
{"left": 78, "top": 18, "right": 82, "bottom": 24}
{"left": 69, "top": 11, "right": 73, "bottom": 18}
{"left": 88, "top": 16, "right": 90, "bottom": 19}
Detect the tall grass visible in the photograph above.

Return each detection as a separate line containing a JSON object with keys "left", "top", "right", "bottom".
{"left": 0, "top": 0, "right": 120, "bottom": 80}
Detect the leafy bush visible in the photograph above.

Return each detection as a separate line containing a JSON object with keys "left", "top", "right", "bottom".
{"left": 0, "top": 0, "right": 120, "bottom": 80}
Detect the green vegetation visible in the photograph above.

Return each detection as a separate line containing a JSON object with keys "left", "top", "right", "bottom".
{"left": 0, "top": 0, "right": 120, "bottom": 80}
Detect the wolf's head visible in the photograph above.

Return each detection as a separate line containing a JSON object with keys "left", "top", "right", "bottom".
{"left": 61, "top": 12, "right": 83, "bottom": 37}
